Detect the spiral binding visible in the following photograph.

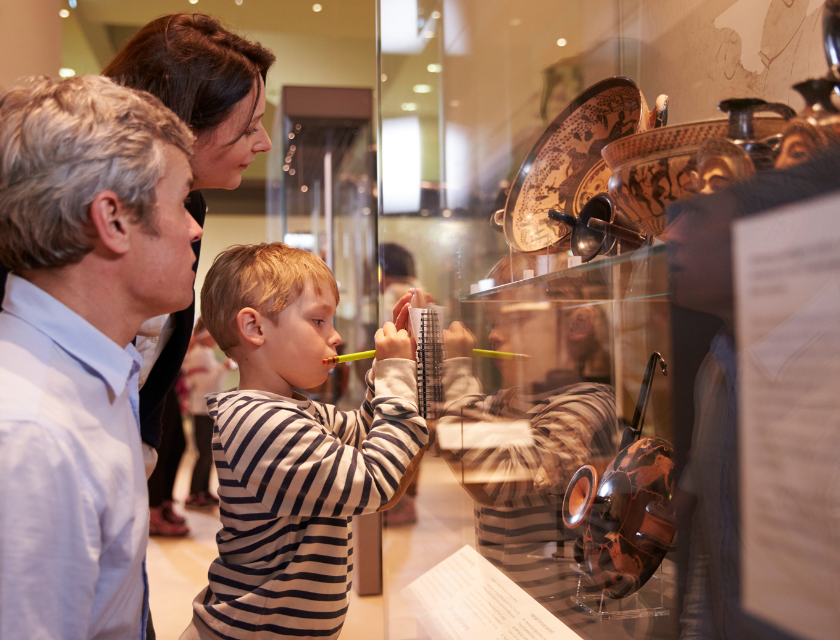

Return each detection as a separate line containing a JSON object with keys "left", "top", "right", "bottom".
{"left": 416, "top": 309, "right": 444, "bottom": 420}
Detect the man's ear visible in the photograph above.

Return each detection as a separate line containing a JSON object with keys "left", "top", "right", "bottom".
{"left": 236, "top": 307, "right": 265, "bottom": 347}
{"left": 89, "top": 190, "right": 133, "bottom": 255}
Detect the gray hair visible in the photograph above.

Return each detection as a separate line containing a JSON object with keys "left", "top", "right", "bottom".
{"left": 0, "top": 75, "right": 195, "bottom": 271}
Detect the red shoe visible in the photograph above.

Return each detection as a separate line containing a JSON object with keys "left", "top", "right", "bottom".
{"left": 185, "top": 491, "right": 219, "bottom": 510}
{"left": 161, "top": 500, "right": 186, "bottom": 525}
{"left": 149, "top": 506, "right": 190, "bottom": 537}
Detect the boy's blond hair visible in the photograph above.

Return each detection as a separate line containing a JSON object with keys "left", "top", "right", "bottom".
{"left": 201, "top": 243, "right": 340, "bottom": 354}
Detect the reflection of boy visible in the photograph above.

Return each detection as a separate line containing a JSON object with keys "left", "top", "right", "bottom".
{"left": 423, "top": 261, "right": 619, "bottom": 611}
{"left": 182, "top": 243, "right": 427, "bottom": 640}
{"left": 440, "top": 317, "right": 618, "bottom": 614}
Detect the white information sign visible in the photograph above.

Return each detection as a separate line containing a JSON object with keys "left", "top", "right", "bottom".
{"left": 403, "top": 545, "right": 581, "bottom": 640}
{"left": 733, "top": 193, "right": 840, "bottom": 640}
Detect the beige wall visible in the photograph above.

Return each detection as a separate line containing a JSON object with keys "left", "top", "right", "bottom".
{"left": 195, "top": 214, "right": 270, "bottom": 322}
{"left": 0, "top": 0, "right": 61, "bottom": 90}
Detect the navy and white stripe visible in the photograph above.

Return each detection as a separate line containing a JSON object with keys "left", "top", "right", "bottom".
{"left": 191, "top": 360, "right": 426, "bottom": 639}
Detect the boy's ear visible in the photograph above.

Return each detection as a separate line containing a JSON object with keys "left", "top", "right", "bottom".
{"left": 236, "top": 307, "right": 266, "bottom": 347}
{"left": 89, "top": 190, "right": 134, "bottom": 255}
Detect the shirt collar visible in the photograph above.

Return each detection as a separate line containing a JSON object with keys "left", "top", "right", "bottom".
{"left": 2, "top": 274, "right": 141, "bottom": 395}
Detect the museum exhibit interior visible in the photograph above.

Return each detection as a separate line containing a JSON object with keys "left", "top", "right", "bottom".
{"left": 1, "top": 1, "right": 839, "bottom": 639}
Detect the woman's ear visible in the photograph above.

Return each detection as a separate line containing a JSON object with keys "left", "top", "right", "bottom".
{"left": 236, "top": 307, "right": 265, "bottom": 347}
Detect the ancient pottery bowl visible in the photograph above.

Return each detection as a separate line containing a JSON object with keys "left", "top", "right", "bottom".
{"left": 562, "top": 437, "right": 677, "bottom": 599}
{"left": 601, "top": 116, "right": 789, "bottom": 236}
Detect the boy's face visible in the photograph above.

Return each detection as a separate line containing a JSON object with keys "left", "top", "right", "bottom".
{"left": 263, "top": 284, "right": 341, "bottom": 395}
{"left": 486, "top": 303, "right": 560, "bottom": 386}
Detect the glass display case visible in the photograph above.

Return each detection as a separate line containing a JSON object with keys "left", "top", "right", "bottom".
{"left": 375, "top": 1, "right": 840, "bottom": 639}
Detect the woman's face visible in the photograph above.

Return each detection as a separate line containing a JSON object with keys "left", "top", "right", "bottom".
{"left": 191, "top": 75, "right": 272, "bottom": 190}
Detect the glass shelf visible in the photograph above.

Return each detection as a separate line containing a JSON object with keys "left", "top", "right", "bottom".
{"left": 459, "top": 244, "right": 669, "bottom": 305}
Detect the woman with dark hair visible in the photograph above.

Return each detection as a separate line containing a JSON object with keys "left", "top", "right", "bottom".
{"left": 101, "top": 14, "right": 275, "bottom": 539}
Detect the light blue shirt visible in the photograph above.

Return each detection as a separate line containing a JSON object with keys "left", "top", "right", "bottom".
{"left": 0, "top": 274, "right": 149, "bottom": 640}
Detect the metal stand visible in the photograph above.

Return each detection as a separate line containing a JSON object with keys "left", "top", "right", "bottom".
{"left": 569, "top": 564, "right": 669, "bottom": 620}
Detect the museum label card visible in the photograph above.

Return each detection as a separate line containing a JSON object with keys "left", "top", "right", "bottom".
{"left": 403, "top": 545, "right": 581, "bottom": 640}
{"left": 733, "top": 192, "right": 840, "bottom": 640}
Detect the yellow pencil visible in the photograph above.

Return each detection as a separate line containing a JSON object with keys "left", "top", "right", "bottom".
{"left": 323, "top": 350, "right": 377, "bottom": 365}
{"left": 323, "top": 348, "right": 530, "bottom": 365}
{"left": 472, "top": 349, "right": 531, "bottom": 360}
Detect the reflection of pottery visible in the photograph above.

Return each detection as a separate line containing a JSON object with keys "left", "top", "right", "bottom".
{"left": 502, "top": 77, "right": 647, "bottom": 253}
{"left": 602, "top": 117, "right": 788, "bottom": 236}
{"left": 563, "top": 437, "right": 676, "bottom": 599}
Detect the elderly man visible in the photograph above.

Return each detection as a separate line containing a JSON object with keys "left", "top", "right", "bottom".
{"left": 0, "top": 76, "right": 201, "bottom": 639}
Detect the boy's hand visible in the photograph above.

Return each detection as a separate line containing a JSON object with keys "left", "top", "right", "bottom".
{"left": 392, "top": 290, "right": 414, "bottom": 332}
{"left": 375, "top": 322, "right": 415, "bottom": 361}
{"left": 393, "top": 288, "right": 438, "bottom": 332}
{"left": 443, "top": 321, "right": 475, "bottom": 358}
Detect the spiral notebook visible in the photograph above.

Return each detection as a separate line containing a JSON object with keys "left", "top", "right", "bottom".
{"left": 409, "top": 305, "right": 445, "bottom": 420}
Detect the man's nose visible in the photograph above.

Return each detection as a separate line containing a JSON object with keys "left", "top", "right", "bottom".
{"left": 187, "top": 213, "right": 203, "bottom": 244}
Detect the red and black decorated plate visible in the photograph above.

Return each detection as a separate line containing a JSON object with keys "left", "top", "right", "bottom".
{"left": 504, "top": 77, "right": 646, "bottom": 253}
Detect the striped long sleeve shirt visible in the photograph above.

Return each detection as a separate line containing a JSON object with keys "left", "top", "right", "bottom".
{"left": 189, "top": 359, "right": 427, "bottom": 639}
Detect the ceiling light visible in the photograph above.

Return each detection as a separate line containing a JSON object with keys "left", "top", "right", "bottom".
{"left": 431, "top": 11, "right": 441, "bottom": 19}
{"left": 235, "top": 0, "right": 243, "bottom": 5}
{"left": 312, "top": 3, "right": 322, "bottom": 12}
{"left": 381, "top": 73, "right": 388, "bottom": 82}
{"left": 427, "top": 63, "right": 442, "bottom": 73}
{"left": 510, "top": 18, "right": 521, "bottom": 26}
{"left": 557, "top": 38, "right": 567, "bottom": 46}
{"left": 413, "top": 84, "right": 432, "bottom": 94}
{"left": 189, "top": 0, "right": 199, "bottom": 4}
{"left": 301, "top": 185, "right": 309, "bottom": 192}
{"left": 59, "top": 9, "right": 70, "bottom": 18}
{"left": 401, "top": 102, "right": 418, "bottom": 111}
{"left": 58, "top": 68, "right": 75, "bottom": 78}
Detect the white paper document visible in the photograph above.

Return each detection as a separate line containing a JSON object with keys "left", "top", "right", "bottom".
{"left": 403, "top": 545, "right": 581, "bottom": 640}
{"left": 436, "top": 420, "right": 534, "bottom": 451}
{"left": 733, "top": 193, "right": 840, "bottom": 640}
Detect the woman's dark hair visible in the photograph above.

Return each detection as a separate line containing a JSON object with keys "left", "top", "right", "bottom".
{"left": 103, "top": 13, "right": 275, "bottom": 139}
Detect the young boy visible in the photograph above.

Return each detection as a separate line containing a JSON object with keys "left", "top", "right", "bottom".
{"left": 182, "top": 243, "right": 427, "bottom": 640}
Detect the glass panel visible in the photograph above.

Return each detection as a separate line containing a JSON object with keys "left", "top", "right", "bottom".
{"left": 377, "top": 1, "right": 840, "bottom": 639}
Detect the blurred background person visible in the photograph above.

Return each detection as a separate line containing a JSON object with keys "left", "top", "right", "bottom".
{"left": 182, "top": 317, "right": 236, "bottom": 510}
